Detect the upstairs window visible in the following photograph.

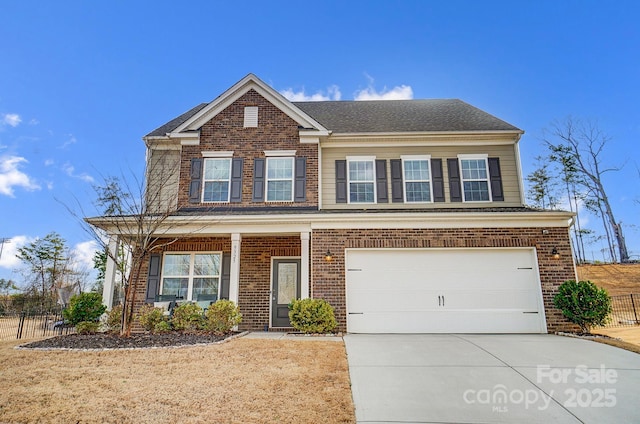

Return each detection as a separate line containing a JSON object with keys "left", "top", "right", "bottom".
{"left": 459, "top": 156, "right": 490, "bottom": 202}
{"left": 266, "top": 157, "right": 294, "bottom": 201}
{"left": 160, "top": 253, "right": 221, "bottom": 301}
{"left": 348, "top": 157, "right": 376, "bottom": 203}
{"left": 402, "top": 156, "right": 432, "bottom": 203}
{"left": 202, "top": 158, "right": 231, "bottom": 202}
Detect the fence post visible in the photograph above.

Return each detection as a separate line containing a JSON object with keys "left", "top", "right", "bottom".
{"left": 16, "top": 312, "right": 26, "bottom": 340}
{"left": 631, "top": 294, "right": 639, "bottom": 324}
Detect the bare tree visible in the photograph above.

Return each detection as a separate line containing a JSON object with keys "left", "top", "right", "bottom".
{"left": 80, "top": 148, "right": 190, "bottom": 335}
{"left": 544, "top": 117, "right": 629, "bottom": 262}
{"left": 526, "top": 155, "right": 560, "bottom": 210}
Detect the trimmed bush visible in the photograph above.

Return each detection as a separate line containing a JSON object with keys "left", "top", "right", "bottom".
{"left": 154, "top": 320, "right": 172, "bottom": 333}
{"left": 136, "top": 304, "right": 165, "bottom": 333}
{"left": 63, "top": 292, "right": 107, "bottom": 326}
{"left": 76, "top": 321, "right": 100, "bottom": 334}
{"left": 172, "top": 303, "right": 204, "bottom": 332}
{"left": 288, "top": 298, "right": 337, "bottom": 334}
{"left": 554, "top": 280, "right": 612, "bottom": 333}
{"left": 104, "top": 304, "right": 123, "bottom": 333}
{"left": 205, "top": 300, "right": 242, "bottom": 335}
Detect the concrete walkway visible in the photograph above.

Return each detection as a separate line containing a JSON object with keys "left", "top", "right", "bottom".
{"left": 344, "top": 334, "right": 640, "bottom": 423}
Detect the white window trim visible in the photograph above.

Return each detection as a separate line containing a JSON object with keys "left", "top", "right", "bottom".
{"left": 346, "top": 156, "right": 377, "bottom": 204}
{"left": 160, "top": 252, "right": 223, "bottom": 301}
{"left": 457, "top": 154, "right": 492, "bottom": 202}
{"left": 264, "top": 150, "right": 296, "bottom": 157}
{"left": 202, "top": 158, "right": 232, "bottom": 203}
{"left": 266, "top": 156, "right": 295, "bottom": 202}
{"left": 202, "top": 151, "right": 234, "bottom": 158}
{"left": 401, "top": 155, "right": 433, "bottom": 203}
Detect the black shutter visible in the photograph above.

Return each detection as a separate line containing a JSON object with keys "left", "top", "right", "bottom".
{"left": 335, "top": 160, "right": 347, "bottom": 203}
{"left": 294, "top": 157, "right": 307, "bottom": 202}
{"left": 145, "top": 254, "right": 162, "bottom": 304}
{"left": 447, "top": 158, "right": 462, "bottom": 202}
{"left": 252, "top": 158, "right": 265, "bottom": 202}
{"left": 431, "top": 159, "right": 445, "bottom": 202}
{"left": 375, "top": 159, "right": 388, "bottom": 203}
{"left": 390, "top": 159, "right": 404, "bottom": 203}
{"left": 488, "top": 157, "right": 504, "bottom": 201}
{"left": 229, "top": 158, "right": 243, "bottom": 203}
{"left": 189, "top": 158, "right": 203, "bottom": 204}
{"left": 220, "top": 254, "right": 230, "bottom": 300}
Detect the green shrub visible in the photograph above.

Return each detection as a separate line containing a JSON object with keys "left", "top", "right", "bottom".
{"left": 104, "top": 304, "right": 123, "bottom": 333}
{"left": 76, "top": 321, "right": 100, "bottom": 334}
{"left": 154, "top": 320, "right": 172, "bottom": 333}
{"left": 63, "top": 292, "right": 107, "bottom": 326}
{"left": 136, "top": 304, "right": 165, "bottom": 333}
{"left": 288, "top": 298, "right": 337, "bottom": 334}
{"left": 554, "top": 280, "right": 612, "bottom": 333}
{"left": 171, "top": 303, "right": 204, "bottom": 332}
{"left": 204, "top": 300, "right": 242, "bottom": 335}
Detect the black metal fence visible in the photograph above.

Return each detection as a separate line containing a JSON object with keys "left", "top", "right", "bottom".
{"left": 597, "top": 294, "right": 640, "bottom": 328}
{"left": 0, "top": 299, "right": 75, "bottom": 341}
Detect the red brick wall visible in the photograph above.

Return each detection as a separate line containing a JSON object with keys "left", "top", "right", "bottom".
{"left": 236, "top": 236, "right": 300, "bottom": 331}
{"left": 178, "top": 89, "right": 319, "bottom": 209}
{"left": 310, "top": 227, "right": 578, "bottom": 333}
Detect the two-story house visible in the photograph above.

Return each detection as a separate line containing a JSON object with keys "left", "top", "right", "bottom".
{"left": 93, "top": 74, "right": 577, "bottom": 333}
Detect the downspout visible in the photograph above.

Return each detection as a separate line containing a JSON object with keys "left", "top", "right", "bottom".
{"left": 513, "top": 132, "right": 526, "bottom": 205}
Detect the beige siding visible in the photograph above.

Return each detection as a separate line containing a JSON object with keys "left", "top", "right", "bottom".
{"left": 147, "top": 149, "right": 180, "bottom": 213}
{"left": 321, "top": 143, "right": 522, "bottom": 209}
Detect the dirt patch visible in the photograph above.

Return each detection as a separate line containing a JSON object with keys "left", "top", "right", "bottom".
{"left": 577, "top": 263, "right": 640, "bottom": 296}
{"left": 0, "top": 336, "right": 355, "bottom": 423}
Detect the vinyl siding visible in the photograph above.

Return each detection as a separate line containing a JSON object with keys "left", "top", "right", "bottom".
{"left": 321, "top": 144, "right": 521, "bottom": 208}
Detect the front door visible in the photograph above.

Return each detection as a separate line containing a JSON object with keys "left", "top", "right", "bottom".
{"left": 271, "top": 259, "right": 301, "bottom": 327}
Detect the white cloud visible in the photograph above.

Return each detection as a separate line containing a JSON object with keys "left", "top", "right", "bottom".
{"left": 59, "top": 134, "right": 77, "bottom": 149}
{"left": 44, "top": 159, "right": 54, "bottom": 166}
{"left": 2, "top": 113, "right": 22, "bottom": 127}
{"left": 354, "top": 84, "right": 414, "bottom": 101}
{"left": 62, "top": 162, "right": 95, "bottom": 183}
{"left": 0, "top": 156, "right": 41, "bottom": 197}
{"left": 280, "top": 85, "right": 342, "bottom": 102}
{"left": 0, "top": 235, "right": 34, "bottom": 270}
{"left": 72, "top": 240, "right": 99, "bottom": 270}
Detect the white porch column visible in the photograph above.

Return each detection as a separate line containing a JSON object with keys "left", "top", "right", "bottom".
{"left": 300, "top": 231, "right": 310, "bottom": 299}
{"left": 229, "top": 233, "right": 242, "bottom": 305}
{"left": 102, "top": 236, "right": 118, "bottom": 309}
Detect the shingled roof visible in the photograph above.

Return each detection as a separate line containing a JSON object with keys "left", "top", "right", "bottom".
{"left": 145, "top": 98, "right": 521, "bottom": 137}
{"left": 294, "top": 99, "right": 521, "bottom": 133}
{"left": 146, "top": 103, "right": 208, "bottom": 137}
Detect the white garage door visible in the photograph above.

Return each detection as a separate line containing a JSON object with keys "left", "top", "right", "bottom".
{"left": 346, "top": 248, "right": 547, "bottom": 334}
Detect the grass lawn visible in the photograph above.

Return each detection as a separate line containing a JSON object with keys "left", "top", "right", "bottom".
{"left": 0, "top": 336, "right": 355, "bottom": 423}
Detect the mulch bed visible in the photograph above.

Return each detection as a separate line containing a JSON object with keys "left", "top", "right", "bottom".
{"left": 18, "top": 332, "right": 234, "bottom": 350}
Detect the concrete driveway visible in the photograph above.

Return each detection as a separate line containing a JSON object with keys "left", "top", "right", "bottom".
{"left": 344, "top": 334, "right": 640, "bottom": 423}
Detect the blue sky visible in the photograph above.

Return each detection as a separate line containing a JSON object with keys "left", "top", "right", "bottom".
{"left": 1, "top": 0, "right": 639, "bottom": 283}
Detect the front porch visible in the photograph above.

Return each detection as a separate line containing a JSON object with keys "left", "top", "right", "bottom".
{"left": 102, "top": 232, "right": 312, "bottom": 332}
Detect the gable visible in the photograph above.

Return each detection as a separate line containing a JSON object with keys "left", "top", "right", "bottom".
{"left": 172, "top": 74, "right": 327, "bottom": 135}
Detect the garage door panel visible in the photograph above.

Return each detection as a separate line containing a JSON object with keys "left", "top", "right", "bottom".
{"left": 345, "top": 248, "right": 546, "bottom": 334}
{"left": 348, "top": 289, "right": 440, "bottom": 312}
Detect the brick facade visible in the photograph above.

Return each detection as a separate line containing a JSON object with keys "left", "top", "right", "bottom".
{"left": 177, "top": 89, "right": 319, "bottom": 209}
{"left": 310, "top": 227, "right": 579, "bottom": 333}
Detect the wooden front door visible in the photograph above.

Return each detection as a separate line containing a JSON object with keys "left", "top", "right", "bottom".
{"left": 271, "top": 259, "right": 301, "bottom": 328}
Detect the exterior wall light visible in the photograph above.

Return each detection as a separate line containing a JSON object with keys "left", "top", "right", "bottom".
{"left": 324, "top": 249, "right": 333, "bottom": 262}
{"left": 551, "top": 247, "right": 560, "bottom": 259}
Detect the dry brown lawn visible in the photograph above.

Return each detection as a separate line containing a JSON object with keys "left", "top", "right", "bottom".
{"left": 0, "top": 337, "right": 355, "bottom": 424}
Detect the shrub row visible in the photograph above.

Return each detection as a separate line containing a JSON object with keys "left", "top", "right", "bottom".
{"left": 136, "top": 300, "right": 242, "bottom": 335}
